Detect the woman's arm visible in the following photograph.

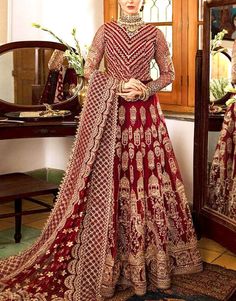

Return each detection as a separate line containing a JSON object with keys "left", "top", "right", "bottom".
{"left": 84, "top": 25, "right": 142, "bottom": 97}
{"left": 145, "top": 29, "right": 175, "bottom": 98}
{"left": 84, "top": 25, "right": 105, "bottom": 80}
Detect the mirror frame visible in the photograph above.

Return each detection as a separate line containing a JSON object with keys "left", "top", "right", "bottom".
{"left": 194, "top": 0, "right": 236, "bottom": 253}
{"left": 0, "top": 40, "right": 80, "bottom": 115}
{"left": 0, "top": 41, "right": 80, "bottom": 140}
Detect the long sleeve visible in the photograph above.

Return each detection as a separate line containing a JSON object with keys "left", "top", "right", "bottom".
{"left": 146, "top": 29, "right": 175, "bottom": 96}
{"left": 84, "top": 25, "right": 105, "bottom": 80}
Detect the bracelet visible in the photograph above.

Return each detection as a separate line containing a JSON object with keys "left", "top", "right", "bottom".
{"left": 140, "top": 86, "right": 151, "bottom": 101}
{"left": 118, "top": 80, "right": 125, "bottom": 93}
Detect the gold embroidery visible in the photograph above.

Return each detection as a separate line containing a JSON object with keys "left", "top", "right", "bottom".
{"left": 145, "top": 128, "right": 152, "bottom": 146}
{"left": 176, "top": 179, "right": 187, "bottom": 204}
{"left": 119, "top": 176, "right": 130, "bottom": 199}
{"left": 163, "top": 137, "right": 172, "bottom": 153}
{"left": 148, "top": 150, "right": 155, "bottom": 170}
{"left": 141, "top": 142, "right": 146, "bottom": 157}
{"left": 148, "top": 174, "right": 160, "bottom": 198}
{"left": 140, "top": 125, "right": 144, "bottom": 139}
{"left": 156, "top": 163, "right": 162, "bottom": 179}
{"left": 151, "top": 124, "right": 158, "bottom": 138}
{"left": 137, "top": 176, "right": 144, "bottom": 199}
{"left": 221, "top": 129, "right": 227, "bottom": 138}
{"left": 162, "top": 172, "right": 171, "bottom": 193}
{"left": 160, "top": 122, "right": 167, "bottom": 136}
{"left": 228, "top": 120, "right": 234, "bottom": 134}
{"left": 140, "top": 106, "right": 146, "bottom": 125}
{"left": 116, "top": 125, "right": 121, "bottom": 140}
{"left": 116, "top": 142, "right": 122, "bottom": 158}
{"left": 134, "top": 129, "right": 141, "bottom": 147}
{"left": 161, "top": 149, "right": 165, "bottom": 167}
{"left": 168, "top": 158, "right": 177, "bottom": 174}
{"left": 122, "top": 128, "right": 129, "bottom": 146}
{"left": 130, "top": 189, "right": 137, "bottom": 202}
{"left": 150, "top": 104, "right": 157, "bottom": 123}
{"left": 128, "top": 143, "right": 135, "bottom": 160}
{"left": 122, "top": 151, "right": 129, "bottom": 171}
{"left": 129, "top": 126, "right": 133, "bottom": 140}
{"left": 136, "top": 151, "right": 143, "bottom": 172}
{"left": 119, "top": 105, "right": 126, "bottom": 125}
{"left": 154, "top": 141, "right": 161, "bottom": 157}
{"left": 130, "top": 106, "right": 137, "bottom": 126}
{"left": 227, "top": 158, "right": 233, "bottom": 177}
{"left": 130, "top": 165, "right": 134, "bottom": 184}
{"left": 227, "top": 137, "right": 232, "bottom": 153}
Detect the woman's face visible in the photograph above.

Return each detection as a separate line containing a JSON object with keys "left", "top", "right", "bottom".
{"left": 118, "top": 0, "right": 143, "bottom": 15}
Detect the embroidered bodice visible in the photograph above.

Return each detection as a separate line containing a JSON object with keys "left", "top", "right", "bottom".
{"left": 84, "top": 21, "right": 175, "bottom": 96}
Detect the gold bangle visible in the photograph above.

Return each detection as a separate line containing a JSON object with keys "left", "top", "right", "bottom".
{"left": 140, "top": 87, "right": 151, "bottom": 101}
{"left": 118, "top": 80, "right": 127, "bottom": 93}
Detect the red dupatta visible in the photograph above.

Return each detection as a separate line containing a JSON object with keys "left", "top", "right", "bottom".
{"left": 0, "top": 71, "right": 118, "bottom": 301}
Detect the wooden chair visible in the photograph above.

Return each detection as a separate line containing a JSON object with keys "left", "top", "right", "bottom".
{"left": 0, "top": 172, "right": 58, "bottom": 243}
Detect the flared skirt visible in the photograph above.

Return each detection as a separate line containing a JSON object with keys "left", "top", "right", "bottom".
{"left": 100, "top": 95, "right": 202, "bottom": 297}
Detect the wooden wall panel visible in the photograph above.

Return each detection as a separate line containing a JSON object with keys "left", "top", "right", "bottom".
{"left": 0, "top": 0, "right": 8, "bottom": 44}
{"left": 104, "top": 0, "right": 118, "bottom": 22}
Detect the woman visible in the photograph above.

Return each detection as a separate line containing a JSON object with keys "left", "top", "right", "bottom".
{"left": 207, "top": 102, "right": 236, "bottom": 221}
{"left": 208, "top": 39, "right": 236, "bottom": 220}
{"left": 0, "top": 1, "right": 202, "bottom": 300}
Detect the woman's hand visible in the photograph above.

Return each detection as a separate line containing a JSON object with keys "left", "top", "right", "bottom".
{"left": 118, "top": 89, "right": 143, "bottom": 101}
{"left": 117, "top": 78, "right": 147, "bottom": 101}
{"left": 123, "top": 78, "right": 146, "bottom": 91}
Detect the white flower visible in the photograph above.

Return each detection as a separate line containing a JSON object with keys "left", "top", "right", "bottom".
{"left": 32, "top": 23, "right": 86, "bottom": 76}
{"left": 66, "top": 241, "right": 74, "bottom": 247}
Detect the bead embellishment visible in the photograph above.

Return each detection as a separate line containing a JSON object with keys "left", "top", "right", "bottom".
{"left": 117, "top": 14, "right": 144, "bottom": 36}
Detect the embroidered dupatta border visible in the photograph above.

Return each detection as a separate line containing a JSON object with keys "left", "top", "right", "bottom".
{"left": 0, "top": 71, "right": 118, "bottom": 301}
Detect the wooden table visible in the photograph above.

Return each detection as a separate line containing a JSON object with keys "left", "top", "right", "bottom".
{"left": 0, "top": 172, "right": 58, "bottom": 242}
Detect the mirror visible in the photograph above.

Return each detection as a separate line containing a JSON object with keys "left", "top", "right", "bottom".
{"left": 209, "top": 51, "right": 231, "bottom": 113}
{"left": 194, "top": 0, "right": 236, "bottom": 253}
{"left": 0, "top": 47, "right": 78, "bottom": 106}
{"left": 0, "top": 41, "right": 81, "bottom": 139}
{"left": 207, "top": 5, "right": 236, "bottom": 220}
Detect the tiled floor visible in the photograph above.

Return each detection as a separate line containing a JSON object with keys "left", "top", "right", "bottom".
{"left": 0, "top": 197, "right": 236, "bottom": 271}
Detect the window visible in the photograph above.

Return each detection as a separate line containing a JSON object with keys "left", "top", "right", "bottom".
{"left": 104, "top": 0, "right": 202, "bottom": 113}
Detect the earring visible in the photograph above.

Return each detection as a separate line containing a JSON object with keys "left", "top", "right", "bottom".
{"left": 140, "top": 0, "right": 145, "bottom": 12}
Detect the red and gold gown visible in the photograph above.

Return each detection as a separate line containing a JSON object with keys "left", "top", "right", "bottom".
{"left": 0, "top": 17, "right": 202, "bottom": 301}
{"left": 208, "top": 103, "right": 236, "bottom": 221}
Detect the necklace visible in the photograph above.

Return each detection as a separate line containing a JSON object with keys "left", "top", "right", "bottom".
{"left": 117, "top": 13, "right": 144, "bottom": 35}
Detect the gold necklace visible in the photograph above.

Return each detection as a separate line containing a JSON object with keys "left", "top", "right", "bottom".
{"left": 118, "top": 14, "right": 144, "bottom": 34}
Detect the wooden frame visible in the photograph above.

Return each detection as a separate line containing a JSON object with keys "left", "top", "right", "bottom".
{"left": 0, "top": 40, "right": 79, "bottom": 139}
{"left": 194, "top": 0, "right": 236, "bottom": 253}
